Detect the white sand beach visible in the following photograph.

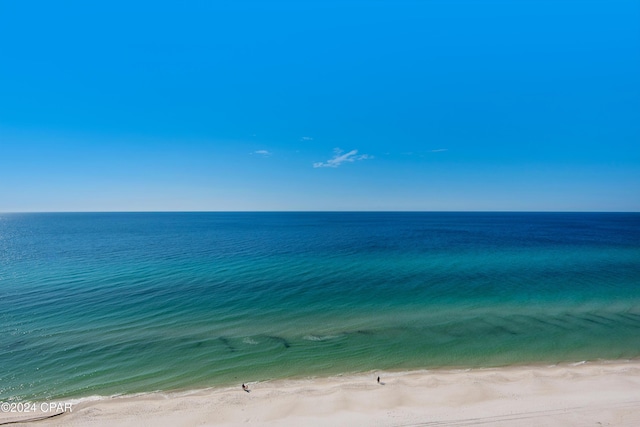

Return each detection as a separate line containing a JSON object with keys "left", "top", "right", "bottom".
{"left": 4, "top": 361, "right": 640, "bottom": 427}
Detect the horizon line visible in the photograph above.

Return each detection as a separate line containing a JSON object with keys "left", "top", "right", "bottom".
{"left": 2, "top": 210, "right": 639, "bottom": 214}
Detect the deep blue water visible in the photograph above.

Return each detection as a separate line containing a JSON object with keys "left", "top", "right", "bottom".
{"left": 1, "top": 212, "right": 639, "bottom": 401}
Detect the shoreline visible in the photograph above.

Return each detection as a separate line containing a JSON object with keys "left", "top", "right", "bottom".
{"left": 4, "top": 359, "right": 640, "bottom": 426}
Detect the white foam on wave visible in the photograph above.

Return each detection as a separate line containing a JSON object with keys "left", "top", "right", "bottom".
{"left": 65, "top": 395, "right": 106, "bottom": 405}
{"left": 65, "top": 392, "right": 150, "bottom": 405}
{"left": 243, "top": 337, "right": 259, "bottom": 345}
{"left": 303, "top": 334, "right": 339, "bottom": 341}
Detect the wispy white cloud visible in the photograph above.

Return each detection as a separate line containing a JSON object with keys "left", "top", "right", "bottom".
{"left": 430, "top": 148, "right": 448, "bottom": 153}
{"left": 251, "top": 150, "right": 271, "bottom": 157}
{"left": 301, "top": 136, "right": 313, "bottom": 141}
{"left": 313, "top": 148, "right": 372, "bottom": 168}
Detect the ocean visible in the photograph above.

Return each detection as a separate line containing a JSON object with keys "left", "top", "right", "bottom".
{"left": 1, "top": 212, "right": 639, "bottom": 402}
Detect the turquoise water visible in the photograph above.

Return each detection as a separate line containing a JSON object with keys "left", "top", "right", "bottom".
{"left": 1, "top": 212, "right": 639, "bottom": 401}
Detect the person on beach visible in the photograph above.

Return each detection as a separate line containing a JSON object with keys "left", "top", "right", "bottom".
{"left": 377, "top": 376, "right": 380, "bottom": 384}
{"left": 242, "top": 383, "right": 248, "bottom": 392}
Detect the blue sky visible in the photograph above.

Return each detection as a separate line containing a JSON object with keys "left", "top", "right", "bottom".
{"left": 1, "top": 0, "right": 639, "bottom": 211}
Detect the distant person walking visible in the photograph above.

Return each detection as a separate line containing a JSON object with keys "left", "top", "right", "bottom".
{"left": 377, "top": 376, "right": 380, "bottom": 384}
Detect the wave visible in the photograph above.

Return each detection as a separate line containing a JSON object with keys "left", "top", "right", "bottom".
{"left": 302, "top": 334, "right": 340, "bottom": 342}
